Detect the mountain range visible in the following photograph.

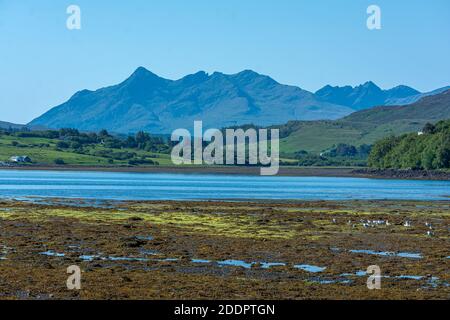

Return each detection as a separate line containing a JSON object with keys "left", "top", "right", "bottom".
{"left": 315, "top": 82, "right": 450, "bottom": 110}
{"left": 28, "top": 67, "right": 450, "bottom": 134}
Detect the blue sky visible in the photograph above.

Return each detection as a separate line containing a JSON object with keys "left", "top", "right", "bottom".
{"left": 1, "top": 0, "right": 449, "bottom": 124}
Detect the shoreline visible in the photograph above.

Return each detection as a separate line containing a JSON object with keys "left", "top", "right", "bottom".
{"left": 0, "top": 165, "right": 356, "bottom": 177}
{"left": 3, "top": 197, "right": 450, "bottom": 207}
{"left": 1, "top": 165, "right": 450, "bottom": 180}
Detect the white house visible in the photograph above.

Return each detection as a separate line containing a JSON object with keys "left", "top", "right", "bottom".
{"left": 9, "top": 156, "right": 31, "bottom": 163}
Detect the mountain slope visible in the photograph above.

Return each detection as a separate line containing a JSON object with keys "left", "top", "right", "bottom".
{"left": 0, "top": 121, "right": 25, "bottom": 130}
{"left": 29, "top": 68, "right": 354, "bottom": 134}
{"left": 315, "top": 82, "right": 449, "bottom": 111}
{"left": 279, "top": 89, "right": 450, "bottom": 154}
{"left": 344, "top": 89, "right": 450, "bottom": 123}
{"left": 384, "top": 86, "right": 450, "bottom": 106}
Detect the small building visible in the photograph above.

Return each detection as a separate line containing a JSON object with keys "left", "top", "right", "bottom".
{"left": 418, "top": 131, "right": 424, "bottom": 136}
{"left": 9, "top": 155, "right": 31, "bottom": 163}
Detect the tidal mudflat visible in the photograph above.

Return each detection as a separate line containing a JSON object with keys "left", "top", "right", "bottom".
{"left": 0, "top": 199, "right": 448, "bottom": 299}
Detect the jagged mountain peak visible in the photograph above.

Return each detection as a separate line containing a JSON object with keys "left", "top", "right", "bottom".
{"left": 28, "top": 68, "right": 354, "bottom": 134}
{"left": 386, "top": 85, "right": 421, "bottom": 98}
{"left": 235, "top": 69, "right": 262, "bottom": 77}
{"left": 28, "top": 67, "right": 449, "bottom": 134}
{"left": 131, "top": 66, "right": 158, "bottom": 77}
{"left": 360, "top": 81, "right": 380, "bottom": 89}
{"left": 123, "top": 67, "right": 168, "bottom": 86}
{"left": 316, "top": 81, "right": 425, "bottom": 110}
{"left": 177, "top": 71, "right": 209, "bottom": 86}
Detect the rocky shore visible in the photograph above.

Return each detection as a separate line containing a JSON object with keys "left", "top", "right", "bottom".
{"left": 0, "top": 199, "right": 449, "bottom": 299}
{"left": 2, "top": 165, "right": 450, "bottom": 181}
{"left": 352, "top": 169, "right": 450, "bottom": 181}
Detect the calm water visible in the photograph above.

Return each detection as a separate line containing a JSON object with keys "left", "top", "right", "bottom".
{"left": 0, "top": 170, "right": 449, "bottom": 201}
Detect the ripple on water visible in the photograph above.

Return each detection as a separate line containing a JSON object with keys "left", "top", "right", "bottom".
{"left": 191, "top": 259, "right": 211, "bottom": 264}
{"left": 349, "top": 249, "right": 422, "bottom": 259}
{"left": 308, "top": 277, "right": 352, "bottom": 285}
{"left": 157, "top": 258, "right": 179, "bottom": 262}
{"left": 108, "top": 256, "right": 149, "bottom": 262}
{"left": 397, "top": 275, "right": 423, "bottom": 280}
{"left": 79, "top": 255, "right": 98, "bottom": 261}
{"left": 39, "top": 250, "right": 65, "bottom": 257}
{"left": 339, "top": 270, "right": 438, "bottom": 284}
{"left": 340, "top": 270, "right": 367, "bottom": 277}
{"left": 136, "top": 236, "right": 154, "bottom": 241}
{"left": 396, "top": 252, "right": 423, "bottom": 259}
{"left": 217, "top": 260, "right": 253, "bottom": 269}
{"left": 294, "top": 264, "right": 326, "bottom": 273}
{"left": 260, "top": 262, "right": 286, "bottom": 269}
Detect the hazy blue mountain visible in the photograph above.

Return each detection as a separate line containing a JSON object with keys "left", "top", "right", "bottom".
{"left": 29, "top": 68, "right": 354, "bottom": 134}
{"left": 314, "top": 82, "right": 450, "bottom": 110}
{"left": 384, "top": 86, "right": 450, "bottom": 106}
{"left": 0, "top": 121, "right": 47, "bottom": 131}
{"left": 0, "top": 121, "right": 25, "bottom": 130}
{"left": 315, "top": 82, "right": 422, "bottom": 110}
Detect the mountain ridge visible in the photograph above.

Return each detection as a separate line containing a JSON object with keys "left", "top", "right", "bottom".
{"left": 29, "top": 67, "right": 449, "bottom": 134}
{"left": 314, "top": 82, "right": 448, "bottom": 110}
{"left": 29, "top": 67, "right": 353, "bottom": 134}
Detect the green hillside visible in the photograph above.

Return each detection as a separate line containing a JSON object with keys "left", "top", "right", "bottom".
{"left": 278, "top": 89, "right": 450, "bottom": 155}
{"left": 0, "top": 130, "right": 173, "bottom": 166}
{"left": 368, "top": 120, "right": 450, "bottom": 170}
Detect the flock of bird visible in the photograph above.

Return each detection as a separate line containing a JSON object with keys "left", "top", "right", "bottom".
{"left": 404, "top": 220, "right": 435, "bottom": 236}
{"left": 330, "top": 218, "right": 435, "bottom": 237}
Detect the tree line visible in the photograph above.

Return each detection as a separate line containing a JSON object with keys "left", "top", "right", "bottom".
{"left": 368, "top": 120, "right": 450, "bottom": 170}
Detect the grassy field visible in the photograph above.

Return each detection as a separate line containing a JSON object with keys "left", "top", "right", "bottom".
{"left": 0, "top": 135, "right": 174, "bottom": 166}
{"left": 279, "top": 119, "right": 428, "bottom": 155}
{"left": 0, "top": 134, "right": 302, "bottom": 168}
